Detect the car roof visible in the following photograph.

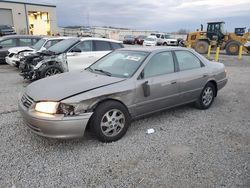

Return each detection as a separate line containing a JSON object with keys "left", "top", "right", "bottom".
{"left": 79, "top": 37, "right": 122, "bottom": 43}
{"left": 117, "top": 46, "right": 192, "bottom": 53}
{"left": 42, "top": 36, "right": 75, "bottom": 40}
{"left": 0, "top": 35, "right": 42, "bottom": 40}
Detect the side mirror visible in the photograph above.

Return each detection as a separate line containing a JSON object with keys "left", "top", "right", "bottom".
{"left": 0, "top": 45, "right": 2, "bottom": 49}
{"left": 142, "top": 81, "right": 150, "bottom": 97}
{"left": 71, "top": 47, "right": 81, "bottom": 53}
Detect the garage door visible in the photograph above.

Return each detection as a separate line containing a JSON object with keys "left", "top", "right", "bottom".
{"left": 0, "top": 8, "right": 13, "bottom": 26}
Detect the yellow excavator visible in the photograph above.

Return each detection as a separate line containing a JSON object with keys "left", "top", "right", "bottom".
{"left": 186, "top": 21, "right": 250, "bottom": 55}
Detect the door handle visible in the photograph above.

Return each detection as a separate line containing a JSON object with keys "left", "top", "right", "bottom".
{"left": 142, "top": 81, "right": 150, "bottom": 97}
{"left": 88, "top": 56, "right": 94, "bottom": 58}
{"left": 171, "top": 80, "right": 177, "bottom": 84}
{"left": 203, "top": 74, "right": 208, "bottom": 78}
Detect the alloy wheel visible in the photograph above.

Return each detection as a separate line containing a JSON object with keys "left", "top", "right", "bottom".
{"left": 45, "top": 68, "right": 61, "bottom": 77}
{"left": 202, "top": 87, "right": 213, "bottom": 106}
{"left": 100, "top": 109, "right": 125, "bottom": 137}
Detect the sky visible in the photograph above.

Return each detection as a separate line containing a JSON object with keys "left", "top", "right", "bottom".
{"left": 10, "top": 0, "right": 250, "bottom": 32}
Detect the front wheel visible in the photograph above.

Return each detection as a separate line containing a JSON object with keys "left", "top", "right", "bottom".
{"left": 195, "top": 40, "right": 209, "bottom": 54}
{"left": 90, "top": 101, "right": 131, "bottom": 142}
{"left": 40, "top": 65, "right": 63, "bottom": 79}
{"left": 195, "top": 83, "right": 215, "bottom": 109}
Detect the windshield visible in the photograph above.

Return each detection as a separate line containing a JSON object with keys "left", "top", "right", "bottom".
{"left": 48, "top": 38, "right": 79, "bottom": 54}
{"left": 156, "top": 34, "right": 161, "bottom": 38}
{"left": 145, "top": 37, "right": 156, "bottom": 41}
{"left": 220, "top": 23, "right": 225, "bottom": 34}
{"left": 165, "top": 35, "right": 171, "bottom": 39}
{"left": 89, "top": 51, "right": 149, "bottom": 78}
{"left": 33, "top": 39, "right": 46, "bottom": 50}
{"left": 125, "top": 35, "right": 134, "bottom": 39}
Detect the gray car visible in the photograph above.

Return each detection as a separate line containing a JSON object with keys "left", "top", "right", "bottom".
{"left": 19, "top": 47, "right": 227, "bottom": 142}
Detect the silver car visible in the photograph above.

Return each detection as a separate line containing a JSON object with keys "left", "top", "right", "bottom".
{"left": 19, "top": 47, "right": 227, "bottom": 142}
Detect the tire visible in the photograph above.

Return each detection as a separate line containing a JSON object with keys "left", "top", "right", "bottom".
{"left": 195, "top": 40, "right": 209, "bottom": 54}
{"left": 40, "top": 65, "right": 63, "bottom": 79}
{"left": 90, "top": 101, "right": 131, "bottom": 142}
{"left": 178, "top": 39, "right": 185, "bottom": 47}
{"left": 225, "top": 41, "right": 240, "bottom": 55}
{"left": 195, "top": 82, "right": 216, "bottom": 109}
{"left": 163, "top": 42, "right": 168, "bottom": 46}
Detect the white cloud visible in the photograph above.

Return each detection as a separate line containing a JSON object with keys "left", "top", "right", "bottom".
{"left": 24, "top": 0, "right": 250, "bottom": 31}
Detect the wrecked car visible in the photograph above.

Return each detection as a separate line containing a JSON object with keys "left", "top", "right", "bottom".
{"left": 5, "top": 37, "right": 69, "bottom": 67}
{"left": 19, "top": 47, "right": 227, "bottom": 142}
{"left": 19, "top": 37, "right": 124, "bottom": 80}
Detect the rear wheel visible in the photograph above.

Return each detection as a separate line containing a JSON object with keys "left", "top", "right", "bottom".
{"left": 195, "top": 82, "right": 216, "bottom": 109}
{"left": 225, "top": 41, "right": 240, "bottom": 55}
{"left": 40, "top": 65, "right": 63, "bottom": 78}
{"left": 90, "top": 101, "right": 131, "bottom": 142}
{"left": 195, "top": 40, "right": 209, "bottom": 54}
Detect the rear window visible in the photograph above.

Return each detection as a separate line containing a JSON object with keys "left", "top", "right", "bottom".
{"left": 0, "top": 38, "right": 17, "bottom": 48}
{"left": 94, "top": 41, "right": 112, "bottom": 51}
{"left": 175, "top": 51, "right": 203, "bottom": 71}
{"left": 19, "top": 38, "right": 32, "bottom": 46}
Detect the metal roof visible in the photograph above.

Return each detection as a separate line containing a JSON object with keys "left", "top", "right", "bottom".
{"left": 0, "top": 0, "right": 56, "bottom": 7}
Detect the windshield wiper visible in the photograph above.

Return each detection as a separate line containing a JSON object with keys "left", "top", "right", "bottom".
{"left": 94, "top": 69, "right": 112, "bottom": 76}
{"left": 85, "top": 67, "right": 93, "bottom": 72}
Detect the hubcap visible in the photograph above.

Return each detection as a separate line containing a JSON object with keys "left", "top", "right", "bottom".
{"left": 100, "top": 109, "right": 125, "bottom": 137}
{"left": 229, "top": 45, "right": 238, "bottom": 53}
{"left": 45, "top": 68, "right": 60, "bottom": 77}
{"left": 202, "top": 87, "right": 213, "bottom": 106}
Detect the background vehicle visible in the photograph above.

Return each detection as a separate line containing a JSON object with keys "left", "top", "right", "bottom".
{"left": 162, "top": 34, "right": 178, "bottom": 46}
{"left": 143, "top": 36, "right": 157, "bottom": 46}
{"left": 0, "top": 25, "right": 16, "bottom": 36}
{"left": 186, "top": 21, "right": 250, "bottom": 55}
{"left": 20, "top": 37, "right": 124, "bottom": 80}
{"left": 123, "top": 35, "right": 136, "bottom": 44}
{"left": 135, "top": 35, "right": 147, "bottom": 45}
{"left": 5, "top": 37, "right": 69, "bottom": 67}
{"left": 0, "top": 35, "right": 41, "bottom": 64}
{"left": 150, "top": 33, "right": 178, "bottom": 46}
{"left": 234, "top": 27, "right": 247, "bottom": 36}
{"left": 19, "top": 47, "right": 227, "bottom": 142}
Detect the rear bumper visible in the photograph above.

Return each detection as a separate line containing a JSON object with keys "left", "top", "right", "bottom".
{"left": 19, "top": 100, "right": 93, "bottom": 139}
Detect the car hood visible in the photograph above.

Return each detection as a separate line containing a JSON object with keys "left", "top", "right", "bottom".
{"left": 8, "top": 46, "right": 33, "bottom": 54}
{"left": 26, "top": 70, "right": 125, "bottom": 101}
{"left": 144, "top": 41, "right": 156, "bottom": 43}
{"left": 166, "top": 39, "right": 177, "bottom": 42}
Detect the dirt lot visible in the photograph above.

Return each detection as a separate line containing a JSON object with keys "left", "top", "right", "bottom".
{"left": 0, "top": 53, "right": 249, "bottom": 187}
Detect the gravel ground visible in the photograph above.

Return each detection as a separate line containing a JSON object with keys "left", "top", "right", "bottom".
{"left": 0, "top": 54, "right": 249, "bottom": 188}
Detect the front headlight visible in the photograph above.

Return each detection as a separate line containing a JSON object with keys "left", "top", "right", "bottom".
{"left": 35, "top": 102, "right": 76, "bottom": 116}
{"left": 35, "top": 102, "right": 59, "bottom": 114}
{"left": 57, "top": 53, "right": 67, "bottom": 61}
{"left": 57, "top": 103, "right": 75, "bottom": 116}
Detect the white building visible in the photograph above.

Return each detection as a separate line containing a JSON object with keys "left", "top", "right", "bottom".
{"left": 59, "top": 26, "right": 187, "bottom": 41}
{"left": 59, "top": 26, "right": 158, "bottom": 41}
{"left": 0, "top": 0, "right": 57, "bottom": 35}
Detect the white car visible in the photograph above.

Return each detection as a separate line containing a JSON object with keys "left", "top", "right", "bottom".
{"left": 143, "top": 36, "right": 157, "bottom": 46}
{"left": 5, "top": 37, "right": 69, "bottom": 67}
{"left": 150, "top": 33, "right": 178, "bottom": 46}
{"left": 20, "top": 37, "right": 124, "bottom": 80}
{"left": 162, "top": 34, "right": 178, "bottom": 46}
